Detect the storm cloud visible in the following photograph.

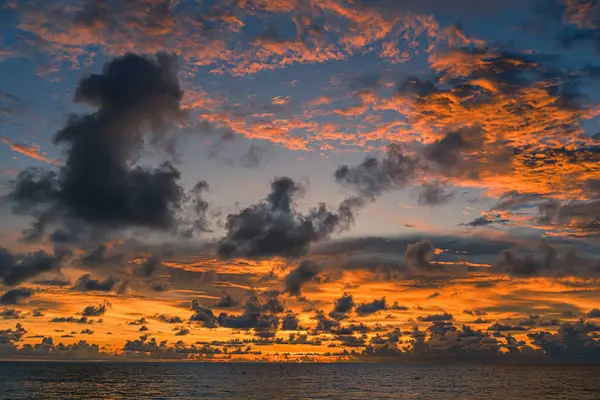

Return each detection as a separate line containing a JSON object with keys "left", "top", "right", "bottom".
{"left": 5, "top": 53, "right": 208, "bottom": 243}
{"left": 0, "top": 247, "right": 71, "bottom": 287}
{"left": 0, "top": 288, "right": 34, "bottom": 305}
{"left": 218, "top": 177, "right": 364, "bottom": 259}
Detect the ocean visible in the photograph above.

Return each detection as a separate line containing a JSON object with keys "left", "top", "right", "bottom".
{"left": 1, "top": 362, "right": 599, "bottom": 399}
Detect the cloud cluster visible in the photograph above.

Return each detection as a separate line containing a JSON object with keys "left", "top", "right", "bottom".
{"left": 6, "top": 53, "right": 208, "bottom": 244}
{"left": 218, "top": 177, "right": 364, "bottom": 258}
{"left": 284, "top": 260, "right": 322, "bottom": 295}
{"left": 0, "top": 247, "right": 70, "bottom": 286}
{"left": 0, "top": 288, "right": 34, "bottom": 305}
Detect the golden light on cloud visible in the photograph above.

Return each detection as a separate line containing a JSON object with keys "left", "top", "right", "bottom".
{"left": 0, "top": 0, "right": 599, "bottom": 368}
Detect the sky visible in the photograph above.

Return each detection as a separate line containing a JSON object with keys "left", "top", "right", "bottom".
{"left": 0, "top": 0, "right": 599, "bottom": 362}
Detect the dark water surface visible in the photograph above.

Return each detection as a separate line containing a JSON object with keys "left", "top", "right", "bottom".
{"left": 1, "top": 362, "right": 599, "bottom": 399}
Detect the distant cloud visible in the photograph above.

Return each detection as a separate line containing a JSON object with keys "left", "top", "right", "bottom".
{"left": 0, "top": 288, "right": 34, "bottom": 305}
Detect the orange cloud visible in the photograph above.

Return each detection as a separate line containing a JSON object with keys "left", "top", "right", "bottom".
{"left": 0, "top": 137, "right": 60, "bottom": 165}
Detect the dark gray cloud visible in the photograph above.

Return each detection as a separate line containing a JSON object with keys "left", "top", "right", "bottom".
{"left": 0, "top": 335, "right": 104, "bottom": 359}
{"left": 0, "top": 323, "right": 27, "bottom": 345}
{"left": 122, "top": 335, "right": 256, "bottom": 359}
{"left": 496, "top": 250, "right": 541, "bottom": 277}
{"left": 314, "top": 310, "right": 340, "bottom": 332}
{"left": 0, "top": 288, "right": 34, "bottom": 305}
{"left": 5, "top": 53, "right": 208, "bottom": 244}
{"left": 281, "top": 312, "right": 301, "bottom": 330}
{"left": 214, "top": 293, "right": 285, "bottom": 333}
{"left": 72, "top": 274, "right": 118, "bottom": 292}
{"left": 330, "top": 293, "right": 355, "bottom": 318}
{"left": 493, "top": 241, "right": 599, "bottom": 277}
{"left": 217, "top": 311, "right": 278, "bottom": 330}
{"left": 335, "top": 144, "right": 419, "bottom": 198}
{"left": 537, "top": 199, "right": 600, "bottom": 237}
{"left": 527, "top": 319, "right": 600, "bottom": 362}
{"left": 355, "top": 298, "right": 387, "bottom": 315}
{"left": 0, "top": 308, "right": 25, "bottom": 319}
{"left": 284, "top": 260, "right": 321, "bottom": 295}
{"left": 423, "top": 129, "right": 477, "bottom": 171}
{"left": 404, "top": 239, "right": 436, "bottom": 271}
{"left": 0, "top": 247, "right": 71, "bottom": 286}
{"left": 190, "top": 300, "right": 217, "bottom": 328}
{"left": 218, "top": 177, "right": 364, "bottom": 259}
{"left": 334, "top": 127, "right": 487, "bottom": 203}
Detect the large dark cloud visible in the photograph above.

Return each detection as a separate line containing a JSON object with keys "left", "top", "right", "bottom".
{"left": 0, "top": 288, "right": 34, "bottom": 305}
{"left": 281, "top": 312, "right": 302, "bottom": 330}
{"left": 5, "top": 53, "right": 208, "bottom": 243}
{"left": 537, "top": 199, "right": 600, "bottom": 237}
{"left": 493, "top": 240, "right": 600, "bottom": 277}
{"left": 329, "top": 292, "right": 355, "bottom": 320}
{"left": 218, "top": 177, "right": 364, "bottom": 259}
{"left": 72, "top": 274, "right": 118, "bottom": 292}
{"left": 190, "top": 300, "right": 218, "bottom": 328}
{"left": 0, "top": 323, "right": 27, "bottom": 346}
{"left": 0, "top": 247, "right": 70, "bottom": 286}
{"left": 208, "top": 293, "right": 286, "bottom": 334}
{"left": 284, "top": 260, "right": 321, "bottom": 295}
{"left": 404, "top": 239, "right": 436, "bottom": 271}
{"left": 335, "top": 144, "right": 419, "bottom": 198}
{"left": 527, "top": 320, "right": 600, "bottom": 363}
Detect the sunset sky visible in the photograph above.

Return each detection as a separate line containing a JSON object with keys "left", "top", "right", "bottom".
{"left": 0, "top": 0, "right": 599, "bottom": 362}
